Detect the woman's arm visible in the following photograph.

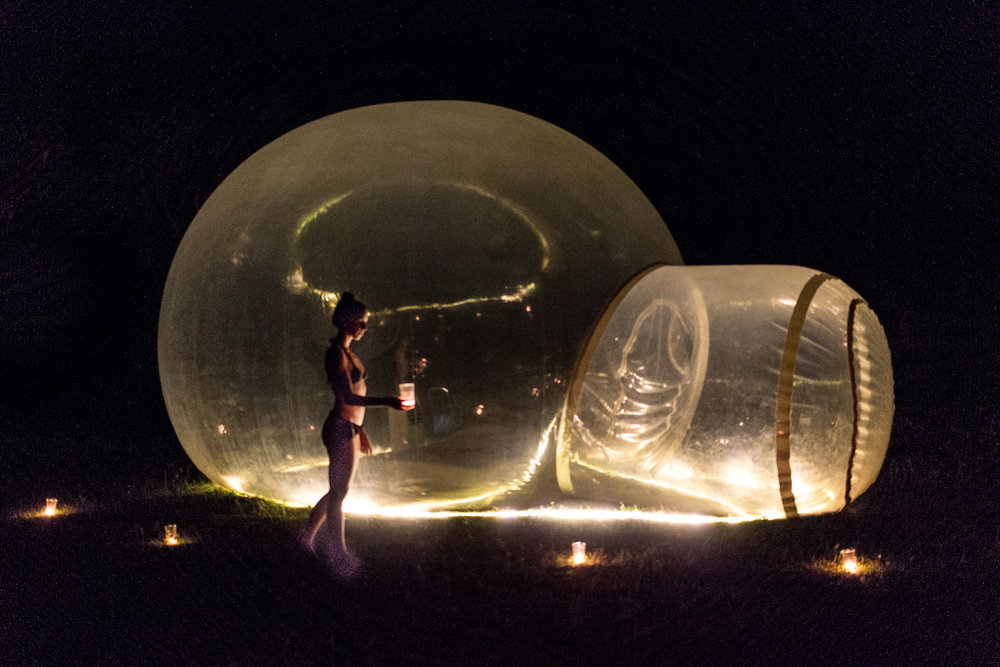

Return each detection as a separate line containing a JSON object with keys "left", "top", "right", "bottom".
{"left": 328, "top": 348, "right": 406, "bottom": 409}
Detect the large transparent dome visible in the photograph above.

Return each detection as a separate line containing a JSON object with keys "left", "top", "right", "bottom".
{"left": 158, "top": 101, "right": 683, "bottom": 509}
{"left": 159, "top": 101, "right": 893, "bottom": 518}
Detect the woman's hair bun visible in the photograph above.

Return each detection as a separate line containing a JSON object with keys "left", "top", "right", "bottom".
{"left": 332, "top": 291, "right": 366, "bottom": 329}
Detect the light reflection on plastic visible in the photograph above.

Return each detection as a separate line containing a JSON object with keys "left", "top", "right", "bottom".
{"left": 344, "top": 504, "right": 756, "bottom": 524}
{"left": 222, "top": 476, "right": 245, "bottom": 494}
{"left": 664, "top": 464, "right": 694, "bottom": 479}
{"left": 722, "top": 466, "right": 760, "bottom": 489}
{"left": 573, "top": 458, "right": 760, "bottom": 519}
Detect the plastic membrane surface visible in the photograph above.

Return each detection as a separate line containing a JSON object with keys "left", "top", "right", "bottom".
{"left": 159, "top": 101, "right": 893, "bottom": 517}
{"left": 560, "top": 265, "right": 893, "bottom": 518}
{"left": 159, "top": 101, "right": 682, "bottom": 509}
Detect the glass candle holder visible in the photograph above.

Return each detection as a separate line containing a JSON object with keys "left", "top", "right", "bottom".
{"left": 840, "top": 548, "right": 858, "bottom": 573}
{"left": 164, "top": 524, "right": 179, "bottom": 545}
{"left": 571, "top": 541, "right": 587, "bottom": 565}
{"left": 44, "top": 498, "right": 58, "bottom": 516}
{"left": 399, "top": 382, "right": 416, "bottom": 409}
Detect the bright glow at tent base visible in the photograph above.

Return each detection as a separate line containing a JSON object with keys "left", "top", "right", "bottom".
{"left": 341, "top": 502, "right": 761, "bottom": 525}
{"left": 208, "top": 481, "right": 764, "bottom": 522}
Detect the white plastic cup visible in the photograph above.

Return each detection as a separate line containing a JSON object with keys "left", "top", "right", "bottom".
{"left": 399, "top": 382, "right": 416, "bottom": 409}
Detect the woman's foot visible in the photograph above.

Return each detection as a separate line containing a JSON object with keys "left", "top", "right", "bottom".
{"left": 327, "top": 550, "right": 361, "bottom": 580}
{"left": 297, "top": 530, "right": 316, "bottom": 554}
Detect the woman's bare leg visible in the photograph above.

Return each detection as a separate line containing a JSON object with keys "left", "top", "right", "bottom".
{"left": 299, "top": 493, "right": 329, "bottom": 552}
{"left": 325, "top": 433, "right": 361, "bottom": 577}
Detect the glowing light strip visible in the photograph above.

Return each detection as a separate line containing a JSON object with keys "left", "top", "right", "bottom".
{"left": 447, "top": 182, "right": 551, "bottom": 271}
{"left": 292, "top": 181, "right": 550, "bottom": 272}
{"left": 372, "top": 283, "right": 537, "bottom": 316}
{"left": 347, "top": 505, "right": 756, "bottom": 524}
{"left": 288, "top": 180, "right": 549, "bottom": 313}
{"left": 210, "top": 484, "right": 314, "bottom": 508}
{"left": 286, "top": 274, "right": 537, "bottom": 316}
{"left": 293, "top": 191, "right": 354, "bottom": 237}
{"left": 214, "top": 483, "right": 763, "bottom": 523}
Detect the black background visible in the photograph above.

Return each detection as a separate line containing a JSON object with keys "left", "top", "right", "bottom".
{"left": 2, "top": 2, "right": 997, "bottom": 485}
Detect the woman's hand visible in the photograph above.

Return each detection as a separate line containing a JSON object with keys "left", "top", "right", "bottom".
{"left": 390, "top": 397, "right": 414, "bottom": 411}
{"left": 359, "top": 428, "right": 374, "bottom": 456}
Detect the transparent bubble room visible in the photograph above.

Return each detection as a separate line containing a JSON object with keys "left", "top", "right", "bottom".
{"left": 158, "top": 101, "right": 894, "bottom": 519}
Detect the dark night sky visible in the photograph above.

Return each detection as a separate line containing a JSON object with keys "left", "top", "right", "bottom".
{"left": 1, "top": 2, "right": 997, "bottom": 482}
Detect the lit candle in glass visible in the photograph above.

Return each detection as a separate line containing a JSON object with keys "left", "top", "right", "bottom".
{"left": 399, "top": 382, "right": 415, "bottom": 409}
{"left": 571, "top": 541, "right": 587, "bottom": 565}
{"left": 840, "top": 548, "right": 858, "bottom": 573}
{"left": 44, "top": 498, "right": 58, "bottom": 516}
{"left": 164, "top": 524, "right": 179, "bottom": 546}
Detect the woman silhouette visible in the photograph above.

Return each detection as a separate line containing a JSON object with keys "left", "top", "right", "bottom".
{"left": 300, "top": 292, "right": 411, "bottom": 578}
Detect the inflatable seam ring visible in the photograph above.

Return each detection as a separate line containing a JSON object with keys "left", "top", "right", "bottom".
{"left": 775, "top": 272, "right": 832, "bottom": 518}
{"left": 845, "top": 297, "right": 866, "bottom": 506}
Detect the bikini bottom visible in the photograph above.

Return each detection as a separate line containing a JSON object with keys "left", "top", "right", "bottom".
{"left": 322, "top": 412, "right": 363, "bottom": 455}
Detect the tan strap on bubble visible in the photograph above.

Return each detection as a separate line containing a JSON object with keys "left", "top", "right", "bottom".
{"left": 775, "top": 272, "right": 832, "bottom": 518}
{"left": 844, "top": 298, "right": 866, "bottom": 506}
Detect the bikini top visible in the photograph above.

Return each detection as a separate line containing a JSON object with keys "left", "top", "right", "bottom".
{"left": 326, "top": 342, "right": 368, "bottom": 386}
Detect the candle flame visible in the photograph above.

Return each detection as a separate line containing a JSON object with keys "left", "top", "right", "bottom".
{"left": 840, "top": 548, "right": 858, "bottom": 574}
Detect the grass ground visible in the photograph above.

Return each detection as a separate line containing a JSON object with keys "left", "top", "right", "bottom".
{"left": 2, "top": 444, "right": 998, "bottom": 666}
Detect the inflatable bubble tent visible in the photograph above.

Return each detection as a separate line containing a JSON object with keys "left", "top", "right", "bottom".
{"left": 159, "top": 101, "right": 893, "bottom": 519}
